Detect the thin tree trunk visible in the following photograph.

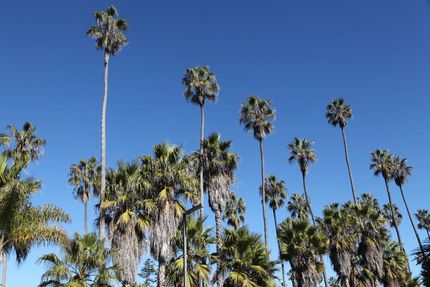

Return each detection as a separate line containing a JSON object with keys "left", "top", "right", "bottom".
{"left": 2, "top": 254, "right": 6, "bottom": 287}
{"left": 259, "top": 140, "right": 269, "bottom": 250}
{"left": 427, "top": 230, "right": 430, "bottom": 240}
{"left": 301, "top": 172, "right": 329, "bottom": 287}
{"left": 84, "top": 200, "right": 88, "bottom": 235}
{"left": 215, "top": 209, "right": 223, "bottom": 287}
{"left": 273, "top": 209, "right": 286, "bottom": 287}
{"left": 399, "top": 184, "right": 426, "bottom": 258}
{"left": 383, "top": 178, "right": 410, "bottom": 273}
{"left": 158, "top": 263, "right": 166, "bottom": 287}
{"left": 99, "top": 50, "right": 110, "bottom": 241}
{"left": 341, "top": 127, "right": 357, "bottom": 204}
{"left": 199, "top": 105, "right": 205, "bottom": 218}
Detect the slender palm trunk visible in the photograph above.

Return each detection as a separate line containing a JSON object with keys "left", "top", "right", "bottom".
{"left": 427, "top": 230, "right": 430, "bottom": 239}
{"left": 158, "top": 263, "right": 166, "bottom": 287}
{"left": 259, "top": 140, "right": 269, "bottom": 250}
{"left": 99, "top": 50, "right": 110, "bottom": 241}
{"left": 84, "top": 200, "right": 88, "bottom": 235}
{"left": 398, "top": 184, "right": 425, "bottom": 258}
{"left": 301, "top": 172, "right": 329, "bottom": 287}
{"left": 341, "top": 127, "right": 357, "bottom": 204}
{"left": 272, "top": 209, "right": 286, "bottom": 287}
{"left": 199, "top": 105, "right": 205, "bottom": 218}
{"left": 1, "top": 254, "right": 6, "bottom": 287}
{"left": 383, "top": 178, "right": 410, "bottom": 273}
{"left": 215, "top": 209, "right": 223, "bottom": 287}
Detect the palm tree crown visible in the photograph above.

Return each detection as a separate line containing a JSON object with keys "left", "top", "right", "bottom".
{"left": 392, "top": 155, "right": 413, "bottom": 187}
{"left": 261, "top": 175, "right": 287, "bottom": 211}
{"left": 370, "top": 149, "right": 394, "bottom": 180}
{"left": 288, "top": 137, "right": 317, "bottom": 175}
{"left": 86, "top": 5, "right": 128, "bottom": 55}
{"left": 182, "top": 66, "right": 219, "bottom": 107}
{"left": 239, "top": 95, "right": 275, "bottom": 141}
{"left": 326, "top": 98, "right": 352, "bottom": 129}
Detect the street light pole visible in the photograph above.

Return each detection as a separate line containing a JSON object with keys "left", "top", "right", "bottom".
{"left": 183, "top": 204, "right": 202, "bottom": 287}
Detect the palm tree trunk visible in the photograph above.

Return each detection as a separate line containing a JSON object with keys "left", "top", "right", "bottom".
{"left": 341, "top": 127, "right": 357, "bottom": 204}
{"left": 158, "top": 262, "right": 166, "bottom": 287}
{"left": 1, "top": 254, "right": 6, "bottom": 287}
{"left": 301, "top": 172, "right": 329, "bottom": 287}
{"left": 84, "top": 200, "right": 88, "bottom": 235}
{"left": 273, "top": 209, "right": 286, "bottom": 287}
{"left": 215, "top": 209, "right": 223, "bottom": 287}
{"left": 99, "top": 50, "right": 110, "bottom": 241}
{"left": 199, "top": 105, "right": 205, "bottom": 218}
{"left": 399, "top": 184, "right": 426, "bottom": 258}
{"left": 383, "top": 178, "right": 410, "bottom": 273}
{"left": 259, "top": 140, "right": 269, "bottom": 250}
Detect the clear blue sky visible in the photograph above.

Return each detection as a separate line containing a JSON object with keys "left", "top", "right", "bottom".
{"left": 1, "top": 0, "right": 430, "bottom": 286}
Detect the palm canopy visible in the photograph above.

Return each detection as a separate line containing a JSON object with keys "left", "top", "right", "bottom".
{"left": 370, "top": 149, "right": 394, "bottom": 180}
{"left": 182, "top": 66, "right": 219, "bottom": 107}
{"left": 86, "top": 5, "right": 128, "bottom": 56}
{"left": 260, "top": 175, "right": 287, "bottom": 211}
{"left": 287, "top": 193, "right": 310, "bottom": 220}
{"left": 239, "top": 95, "right": 275, "bottom": 142}
{"left": 223, "top": 192, "right": 246, "bottom": 230}
{"left": 383, "top": 203, "right": 402, "bottom": 228}
{"left": 416, "top": 209, "right": 430, "bottom": 234}
{"left": 392, "top": 155, "right": 413, "bottom": 187}
{"left": 325, "top": 98, "right": 353, "bottom": 129}
{"left": 68, "top": 156, "right": 100, "bottom": 203}
{"left": 288, "top": 137, "right": 317, "bottom": 175}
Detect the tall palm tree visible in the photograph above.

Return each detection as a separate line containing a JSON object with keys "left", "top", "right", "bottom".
{"left": 416, "top": 209, "right": 430, "bottom": 238}
{"left": 217, "top": 227, "right": 277, "bottom": 287}
{"left": 391, "top": 156, "right": 426, "bottom": 258}
{"left": 141, "top": 143, "right": 198, "bottom": 287}
{"left": 382, "top": 203, "right": 403, "bottom": 230}
{"left": 200, "top": 133, "right": 238, "bottom": 287}
{"left": 223, "top": 192, "right": 246, "bottom": 230}
{"left": 102, "top": 161, "right": 155, "bottom": 286}
{"left": 38, "top": 232, "right": 118, "bottom": 287}
{"left": 68, "top": 156, "right": 99, "bottom": 234}
{"left": 287, "top": 193, "right": 310, "bottom": 220}
{"left": 261, "top": 175, "right": 287, "bottom": 287}
{"left": 87, "top": 5, "right": 128, "bottom": 240}
{"left": 182, "top": 66, "right": 220, "bottom": 217}
{"left": 167, "top": 216, "right": 214, "bottom": 286}
{"left": 288, "top": 137, "right": 328, "bottom": 287}
{"left": 326, "top": 98, "right": 357, "bottom": 204}
{"left": 240, "top": 95, "right": 275, "bottom": 250}
{"left": 370, "top": 149, "right": 409, "bottom": 270}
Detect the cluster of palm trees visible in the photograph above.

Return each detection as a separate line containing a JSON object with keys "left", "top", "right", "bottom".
{"left": 1, "top": 4, "right": 429, "bottom": 287}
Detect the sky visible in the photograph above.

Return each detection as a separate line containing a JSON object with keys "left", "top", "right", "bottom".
{"left": 1, "top": 0, "right": 430, "bottom": 286}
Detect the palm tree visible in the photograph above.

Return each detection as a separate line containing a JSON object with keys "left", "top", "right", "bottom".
{"left": 287, "top": 193, "right": 310, "bottom": 220}
{"left": 391, "top": 156, "right": 426, "bottom": 258}
{"left": 182, "top": 66, "right": 220, "bottom": 217}
{"left": 141, "top": 143, "right": 198, "bottom": 287}
{"left": 370, "top": 149, "right": 408, "bottom": 270}
{"left": 217, "top": 226, "right": 277, "bottom": 287}
{"left": 223, "top": 192, "right": 246, "bottom": 230}
{"left": 240, "top": 95, "right": 275, "bottom": 250}
{"left": 261, "top": 175, "right": 287, "bottom": 287}
{"left": 167, "top": 216, "right": 214, "bottom": 286}
{"left": 381, "top": 241, "right": 409, "bottom": 287}
{"left": 278, "top": 218, "right": 327, "bottom": 287}
{"left": 200, "top": 133, "right": 238, "bottom": 287}
{"left": 87, "top": 5, "right": 128, "bottom": 240}
{"left": 68, "top": 157, "right": 99, "bottom": 234}
{"left": 413, "top": 239, "right": 430, "bottom": 287}
{"left": 325, "top": 98, "right": 357, "bottom": 203}
{"left": 382, "top": 203, "right": 403, "bottom": 229}
{"left": 102, "top": 161, "right": 155, "bottom": 286}
{"left": 416, "top": 209, "right": 430, "bottom": 238}
{"left": 288, "top": 137, "right": 329, "bottom": 287}
{"left": 38, "top": 232, "right": 118, "bottom": 287}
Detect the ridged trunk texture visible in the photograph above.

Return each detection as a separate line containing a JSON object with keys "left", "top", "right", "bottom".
{"left": 199, "top": 105, "right": 205, "bottom": 218}
{"left": 273, "top": 209, "right": 286, "bottom": 287}
{"left": 341, "top": 128, "right": 357, "bottom": 204}
{"left": 301, "top": 172, "right": 329, "bottom": 287}
{"left": 99, "top": 50, "right": 110, "bottom": 240}
{"left": 259, "top": 140, "right": 269, "bottom": 250}
{"left": 158, "top": 263, "right": 166, "bottom": 287}
{"left": 215, "top": 209, "right": 223, "bottom": 287}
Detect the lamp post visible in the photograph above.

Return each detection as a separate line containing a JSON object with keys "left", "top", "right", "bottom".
{"left": 183, "top": 204, "right": 202, "bottom": 287}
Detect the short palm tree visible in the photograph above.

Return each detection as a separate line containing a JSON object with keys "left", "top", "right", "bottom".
{"left": 182, "top": 66, "right": 220, "bottom": 217}
{"left": 326, "top": 98, "right": 357, "bottom": 203}
{"left": 261, "top": 175, "right": 287, "bottom": 287}
{"left": 381, "top": 241, "right": 409, "bottom": 287}
{"left": 217, "top": 227, "right": 277, "bottom": 287}
{"left": 391, "top": 156, "right": 426, "bottom": 258}
{"left": 416, "top": 209, "right": 430, "bottom": 238}
{"left": 288, "top": 137, "right": 329, "bottom": 287}
{"left": 287, "top": 193, "right": 310, "bottom": 220}
{"left": 141, "top": 143, "right": 198, "bottom": 287}
{"left": 382, "top": 203, "right": 403, "bottom": 229}
{"left": 102, "top": 161, "right": 155, "bottom": 285}
{"left": 240, "top": 95, "right": 275, "bottom": 250}
{"left": 223, "top": 192, "right": 246, "bottom": 230}
{"left": 87, "top": 5, "right": 128, "bottom": 240}
{"left": 370, "top": 149, "right": 408, "bottom": 269}
{"left": 38, "top": 232, "right": 118, "bottom": 287}
{"left": 68, "top": 156, "right": 99, "bottom": 234}
{"left": 200, "top": 133, "right": 238, "bottom": 287}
